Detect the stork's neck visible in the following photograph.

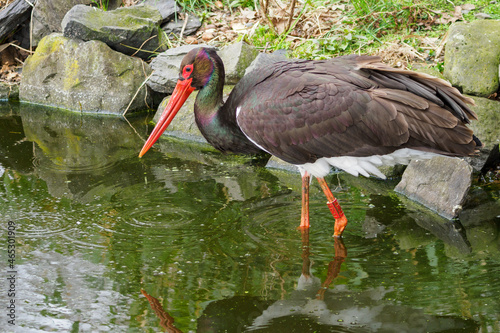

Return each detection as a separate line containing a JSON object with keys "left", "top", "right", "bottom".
{"left": 194, "top": 67, "right": 225, "bottom": 128}
{"left": 193, "top": 58, "right": 261, "bottom": 155}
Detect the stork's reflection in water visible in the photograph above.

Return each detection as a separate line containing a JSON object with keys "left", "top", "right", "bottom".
{"left": 142, "top": 230, "right": 478, "bottom": 332}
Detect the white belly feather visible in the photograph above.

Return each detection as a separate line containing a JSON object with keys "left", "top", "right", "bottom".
{"left": 297, "top": 148, "right": 438, "bottom": 179}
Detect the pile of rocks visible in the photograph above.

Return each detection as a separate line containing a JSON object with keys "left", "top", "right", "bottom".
{"left": 0, "top": 0, "right": 202, "bottom": 112}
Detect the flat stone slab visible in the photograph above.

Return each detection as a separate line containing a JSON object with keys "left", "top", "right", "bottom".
{"left": 141, "top": 0, "right": 179, "bottom": 23}
{"left": 62, "top": 4, "right": 166, "bottom": 59}
{"left": 395, "top": 156, "right": 473, "bottom": 219}
{"left": 218, "top": 41, "right": 259, "bottom": 84}
{"left": 162, "top": 13, "right": 201, "bottom": 36}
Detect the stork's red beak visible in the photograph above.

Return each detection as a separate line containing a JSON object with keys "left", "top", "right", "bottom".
{"left": 139, "top": 79, "right": 195, "bottom": 157}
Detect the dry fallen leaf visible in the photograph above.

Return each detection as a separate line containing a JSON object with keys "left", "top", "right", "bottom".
{"left": 240, "top": 8, "right": 256, "bottom": 20}
{"left": 271, "top": 17, "right": 289, "bottom": 35}
{"left": 185, "top": 36, "right": 198, "bottom": 44}
{"left": 231, "top": 22, "right": 248, "bottom": 33}
{"left": 215, "top": 1, "right": 224, "bottom": 9}
{"left": 202, "top": 32, "right": 214, "bottom": 41}
{"left": 462, "top": 4, "right": 476, "bottom": 11}
{"left": 331, "top": 4, "right": 346, "bottom": 11}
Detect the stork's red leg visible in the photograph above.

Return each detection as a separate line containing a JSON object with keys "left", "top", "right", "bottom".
{"left": 317, "top": 177, "right": 348, "bottom": 237}
{"left": 299, "top": 171, "right": 310, "bottom": 228}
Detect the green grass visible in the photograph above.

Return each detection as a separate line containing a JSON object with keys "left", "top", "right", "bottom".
{"left": 250, "top": 0, "right": 448, "bottom": 58}
{"left": 176, "top": 0, "right": 500, "bottom": 61}
{"left": 177, "top": 0, "right": 256, "bottom": 12}
{"left": 91, "top": 0, "right": 110, "bottom": 10}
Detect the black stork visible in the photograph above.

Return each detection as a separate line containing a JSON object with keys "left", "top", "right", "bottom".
{"left": 139, "top": 47, "right": 480, "bottom": 237}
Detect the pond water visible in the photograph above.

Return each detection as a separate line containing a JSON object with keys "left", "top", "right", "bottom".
{"left": 1, "top": 102, "right": 499, "bottom": 333}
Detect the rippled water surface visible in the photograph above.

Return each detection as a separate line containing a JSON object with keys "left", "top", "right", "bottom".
{"left": 1, "top": 103, "right": 499, "bottom": 332}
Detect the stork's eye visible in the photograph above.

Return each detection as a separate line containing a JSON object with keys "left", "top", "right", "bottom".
{"left": 182, "top": 65, "right": 194, "bottom": 79}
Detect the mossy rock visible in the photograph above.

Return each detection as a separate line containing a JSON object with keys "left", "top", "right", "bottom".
{"left": 19, "top": 33, "right": 153, "bottom": 114}
{"left": 62, "top": 4, "right": 166, "bottom": 60}
{"left": 444, "top": 20, "right": 500, "bottom": 97}
{"left": 467, "top": 95, "right": 500, "bottom": 148}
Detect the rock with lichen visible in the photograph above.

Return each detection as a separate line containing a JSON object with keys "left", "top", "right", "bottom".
{"left": 62, "top": 4, "right": 166, "bottom": 60}
{"left": 19, "top": 33, "right": 153, "bottom": 114}
{"left": 444, "top": 20, "right": 500, "bottom": 97}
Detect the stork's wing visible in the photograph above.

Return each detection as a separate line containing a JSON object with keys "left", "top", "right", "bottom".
{"left": 235, "top": 56, "right": 477, "bottom": 165}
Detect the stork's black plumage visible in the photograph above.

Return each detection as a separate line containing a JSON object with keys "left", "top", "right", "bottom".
{"left": 140, "top": 47, "right": 480, "bottom": 237}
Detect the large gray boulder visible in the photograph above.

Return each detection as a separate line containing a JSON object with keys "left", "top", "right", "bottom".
{"left": 20, "top": 33, "right": 153, "bottom": 114}
{"left": 62, "top": 4, "right": 166, "bottom": 59}
{"left": 395, "top": 156, "right": 473, "bottom": 219}
{"left": 444, "top": 20, "right": 500, "bottom": 97}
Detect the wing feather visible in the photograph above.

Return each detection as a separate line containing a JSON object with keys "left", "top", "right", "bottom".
{"left": 233, "top": 55, "right": 478, "bottom": 165}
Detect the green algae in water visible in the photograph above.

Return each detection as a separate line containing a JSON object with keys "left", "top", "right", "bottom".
{"left": 1, "top": 102, "right": 499, "bottom": 332}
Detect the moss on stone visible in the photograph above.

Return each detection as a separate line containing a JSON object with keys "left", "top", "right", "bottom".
{"left": 444, "top": 20, "right": 500, "bottom": 97}
{"left": 19, "top": 33, "right": 153, "bottom": 114}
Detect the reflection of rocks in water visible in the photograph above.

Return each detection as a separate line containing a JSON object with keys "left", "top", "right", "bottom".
{"left": 362, "top": 216, "right": 386, "bottom": 238}
{"left": 18, "top": 250, "right": 132, "bottom": 331}
{"left": 18, "top": 105, "right": 149, "bottom": 200}
{"left": 344, "top": 169, "right": 499, "bottom": 255}
{"left": 364, "top": 179, "right": 500, "bottom": 256}
{"left": 0, "top": 105, "right": 34, "bottom": 175}
{"left": 149, "top": 162, "right": 269, "bottom": 202}
{"left": 20, "top": 105, "right": 147, "bottom": 172}
{"left": 364, "top": 193, "right": 472, "bottom": 254}
{"left": 459, "top": 185, "right": 500, "bottom": 255}
{"left": 198, "top": 296, "right": 274, "bottom": 332}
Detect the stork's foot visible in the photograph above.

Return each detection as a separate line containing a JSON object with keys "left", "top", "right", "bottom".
{"left": 317, "top": 177, "right": 348, "bottom": 236}
{"left": 333, "top": 215, "right": 348, "bottom": 238}
{"left": 325, "top": 197, "right": 347, "bottom": 237}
